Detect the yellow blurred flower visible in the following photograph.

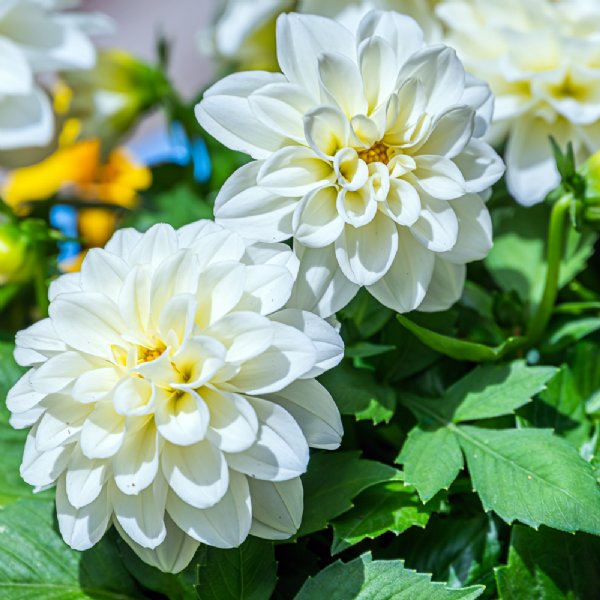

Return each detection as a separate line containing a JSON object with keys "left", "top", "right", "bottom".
{"left": 3, "top": 138, "right": 151, "bottom": 212}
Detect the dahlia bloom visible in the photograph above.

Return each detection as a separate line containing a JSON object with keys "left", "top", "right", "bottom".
{"left": 197, "top": 11, "right": 504, "bottom": 317}
{"left": 0, "top": 0, "right": 109, "bottom": 151}
{"left": 437, "top": 0, "right": 600, "bottom": 206}
{"left": 7, "top": 221, "right": 343, "bottom": 573}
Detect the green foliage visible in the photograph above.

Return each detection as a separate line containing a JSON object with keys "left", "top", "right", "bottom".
{"left": 298, "top": 452, "right": 400, "bottom": 537}
{"left": 0, "top": 499, "right": 142, "bottom": 599}
{"left": 330, "top": 481, "right": 437, "bottom": 554}
{"left": 196, "top": 538, "right": 277, "bottom": 600}
{"left": 495, "top": 525, "right": 600, "bottom": 599}
{"left": 319, "top": 362, "right": 396, "bottom": 424}
{"left": 295, "top": 554, "right": 484, "bottom": 600}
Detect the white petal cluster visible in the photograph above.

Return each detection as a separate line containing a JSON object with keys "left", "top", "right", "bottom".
{"left": 437, "top": 0, "right": 600, "bottom": 206}
{"left": 7, "top": 221, "right": 343, "bottom": 573}
{"left": 203, "top": 0, "right": 442, "bottom": 70}
{"left": 0, "top": 0, "right": 109, "bottom": 151}
{"left": 197, "top": 11, "right": 504, "bottom": 317}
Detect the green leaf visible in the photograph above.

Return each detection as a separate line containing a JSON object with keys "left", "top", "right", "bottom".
{"left": 447, "top": 361, "right": 557, "bottom": 422}
{"left": 403, "top": 515, "right": 500, "bottom": 591}
{"left": 196, "top": 537, "right": 277, "bottom": 600}
{"left": 0, "top": 499, "right": 142, "bottom": 599}
{"left": 518, "top": 365, "right": 590, "bottom": 447}
{"left": 338, "top": 289, "right": 393, "bottom": 338}
{"left": 485, "top": 204, "right": 597, "bottom": 309}
{"left": 330, "top": 481, "right": 436, "bottom": 554}
{"left": 396, "top": 315, "right": 523, "bottom": 363}
{"left": 398, "top": 426, "right": 463, "bottom": 502}
{"left": 319, "top": 362, "right": 396, "bottom": 424}
{"left": 0, "top": 342, "right": 49, "bottom": 507}
{"left": 459, "top": 426, "right": 600, "bottom": 534}
{"left": 117, "top": 536, "right": 196, "bottom": 600}
{"left": 541, "top": 317, "right": 600, "bottom": 353}
{"left": 495, "top": 525, "right": 600, "bottom": 600}
{"left": 298, "top": 451, "right": 400, "bottom": 537}
{"left": 344, "top": 342, "right": 395, "bottom": 359}
{"left": 295, "top": 553, "right": 484, "bottom": 600}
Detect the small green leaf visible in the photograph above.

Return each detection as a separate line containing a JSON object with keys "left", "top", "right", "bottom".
{"left": 448, "top": 361, "right": 557, "bottom": 422}
{"left": 196, "top": 538, "right": 277, "bottom": 600}
{"left": 344, "top": 342, "right": 396, "bottom": 359}
{"left": 295, "top": 554, "right": 484, "bottom": 600}
{"left": 459, "top": 426, "right": 600, "bottom": 534}
{"left": 495, "top": 525, "right": 600, "bottom": 599}
{"left": 398, "top": 426, "right": 463, "bottom": 502}
{"left": 319, "top": 362, "right": 396, "bottom": 424}
{"left": 330, "top": 481, "right": 436, "bottom": 554}
{"left": 0, "top": 499, "right": 142, "bottom": 599}
{"left": 298, "top": 452, "right": 400, "bottom": 537}
{"left": 518, "top": 365, "right": 590, "bottom": 447}
{"left": 396, "top": 315, "right": 523, "bottom": 363}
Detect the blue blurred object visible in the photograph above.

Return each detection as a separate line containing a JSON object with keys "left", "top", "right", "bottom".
{"left": 49, "top": 204, "right": 81, "bottom": 264}
{"left": 128, "top": 122, "right": 211, "bottom": 183}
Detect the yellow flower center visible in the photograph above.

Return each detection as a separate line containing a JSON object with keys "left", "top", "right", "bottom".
{"left": 358, "top": 142, "right": 390, "bottom": 165}
{"left": 137, "top": 342, "right": 166, "bottom": 364}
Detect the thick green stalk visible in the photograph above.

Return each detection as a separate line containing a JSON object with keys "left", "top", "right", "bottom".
{"left": 525, "top": 194, "right": 573, "bottom": 346}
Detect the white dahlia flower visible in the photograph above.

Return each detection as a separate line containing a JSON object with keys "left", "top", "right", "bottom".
{"left": 196, "top": 11, "right": 504, "bottom": 317}
{"left": 437, "top": 0, "right": 600, "bottom": 206}
{"left": 7, "top": 221, "right": 343, "bottom": 573}
{"left": 0, "top": 0, "right": 109, "bottom": 151}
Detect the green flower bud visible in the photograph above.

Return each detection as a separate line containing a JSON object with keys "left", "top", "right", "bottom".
{"left": 0, "top": 221, "right": 35, "bottom": 285}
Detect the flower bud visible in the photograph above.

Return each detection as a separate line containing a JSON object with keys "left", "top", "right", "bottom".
{"left": 577, "top": 150, "right": 600, "bottom": 228}
{"left": 0, "top": 221, "right": 35, "bottom": 284}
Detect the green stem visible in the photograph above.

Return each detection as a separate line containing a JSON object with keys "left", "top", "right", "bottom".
{"left": 32, "top": 254, "right": 49, "bottom": 318}
{"left": 525, "top": 194, "right": 573, "bottom": 346}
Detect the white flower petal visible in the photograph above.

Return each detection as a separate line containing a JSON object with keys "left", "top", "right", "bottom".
{"left": 113, "top": 420, "right": 159, "bottom": 495}
{"left": 367, "top": 230, "right": 435, "bottom": 313}
{"left": 293, "top": 185, "right": 344, "bottom": 248}
{"left": 318, "top": 51, "right": 367, "bottom": 117}
{"left": 116, "top": 513, "right": 199, "bottom": 574}
{"left": 229, "top": 322, "right": 316, "bottom": 395}
{"left": 35, "top": 397, "right": 91, "bottom": 452}
{"left": 304, "top": 104, "right": 350, "bottom": 159}
{"left": 161, "top": 440, "right": 229, "bottom": 509}
{"left": 411, "top": 195, "right": 459, "bottom": 253}
{"left": 65, "top": 447, "right": 107, "bottom": 509}
{"left": 155, "top": 388, "right": 210, "bottom": 447}
{"left": 79, "top": 402, "right": 125, "bottom": 459}
{"left": 167, "top": 469, "right": 251, "bottom": 548}
{"left": 56, "top": 475, "right": 111, "bottom": 552}
{"left": 257, "top": 146, "right": 334, "bottom": 197}
{"left": 31, "top": 351, "right": 97, "bottom": 394}
{"left": 225, "top": 397, "right": 309, "bottom": 482}
{"left": 454, "top": 139, "right": 505, "bottom": 194}
{"left": 21, "top": 426, "right": 71, "bottom": 487}
{"left": 266, "top": 379, "right": 343, "bottom": 450}
{"left": 287, "top": 243, "right": 359, "bottom": 318}
{"left": 113, "top": 477, "right": 167, "bottom": 549}
{"left": 418, "top": 259, "right": 466, "bottom": 313}
{"left": 6, "top": 370, "right": 45, "bottom": 414}
{"left": 80, "top": 248, "right": 129, "bottom": 301}
{"left": 196, "top": 70, "right": 288, "bottom": 159}
{"left": 505, "top": 116, "right": 560, "bottom": 206}
{"left": 385, "top": 178, "right": 421, "bottom": 226}
{"left": 441, "top": 194, "right": 493, "bottom": 264}
{"left": 270, "top": 309, "right": 344, "bottom": 377}
{"left": 205, "top": 389, "right": 259, "bottom": 453}
{"left": 335, "top": 214, "right": 399, "bottom": 286}
{"left": 276, "top": 12, "right": 355, "bottom": 98}
{"left": 248, "top": 477, "right": 303, "bottom": 540}
{"left": 215, "top": 161, "right": 296, "bottom": 243}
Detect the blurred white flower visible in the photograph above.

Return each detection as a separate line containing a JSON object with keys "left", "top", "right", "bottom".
{"left": 8, "top": 221, "right": 343, "bottom": 573}
{"left": 437, "top": 0, "right": 600, "bottom": 206}
{"left": 202, "top": 0, "right": 442, "bottom": 71}
{"left": 0, "top": 0, "right": 110, "bottom": 151}
{"left": 197, "top": 11, "right": 503, "bottom": 317}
